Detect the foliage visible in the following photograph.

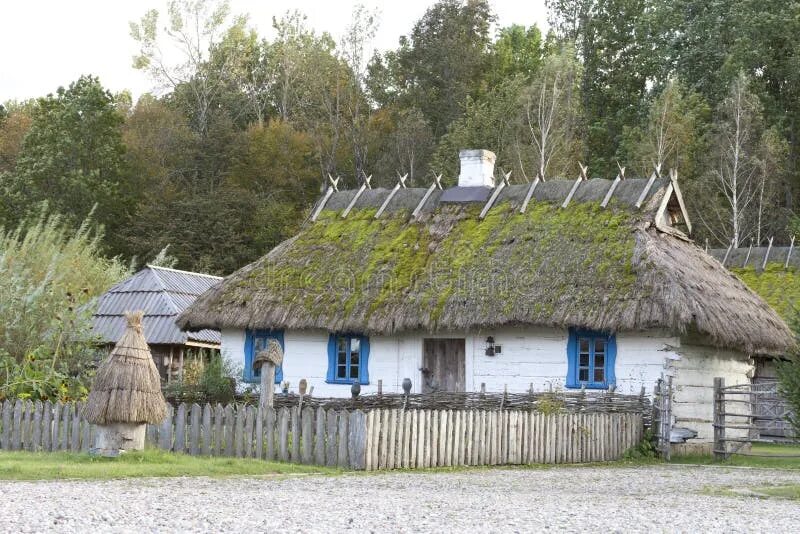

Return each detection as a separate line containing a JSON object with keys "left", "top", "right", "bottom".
{"left": 0, "top": 210, "right": 127, "bottom": 401}
{"left": 777, "top": 357, "right": 800, "bottom": 437}
{"left": 622, "top": 428, "right": 657, "bottom": 460}
{"left": 8, "top": 76, "right": 131, "bottom": 255}
{"left": 0, "top": 449, "right": 338, "bottom": 480}
{"left": 163, "top": 351, "right": 238, "bottom": 404}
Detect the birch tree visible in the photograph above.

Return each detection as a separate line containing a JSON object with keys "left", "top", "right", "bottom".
{"left": 518, "top": 45, "right": 581, "bottom": 180}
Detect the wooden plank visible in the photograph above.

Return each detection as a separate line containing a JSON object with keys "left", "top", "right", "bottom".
{"left": 412, "top": 181, "right": 438, "bottom": 220}
{"left": 395, "top": 410, "right": 405, "bottom": 469}
{"left": 337, "top": 409, "right": 349, "bottom": 468}
{"left": 61, "top": 403, "right": 72, "bottom": 451}
{"left": 635, "top": 169, "right": 658, "bottom": 208}
{"left": 265, "top": 408, "right": 276, "bottom": 461}
{"left": 453, "top": 411, "right": 462, "bottom": 466}
{"left": 325, "top": 410, "right": 338, "bottom": 467}
{"left": 370, "top": 409, "right": 381, "bottom": 470}
{"left": 386, "top": 409, "right": 397, "bottom": 470}
{"left": 600, "top": 175, "right": 622, "bottom": 208}
{"left": 444, "top": 410, "right": 454, "bottom": 467}
{"left": 408, "top": 410, "right": 418, "bottom": 468}
{"left": 11, "top": 400, "right": 22, "bottom": 451}
{"left": 476, "top": 410, "right": 485, "bottom": 465}
{"left": 51, "top": 402, "right": 61, "bottom": 452}
{"left": 82, "top": 416, "right": 91, "bottom": 453}
{"left": 31, "top": 401, "right": 42, "bottom": 452}
{"left": 1, "top": 401, "right": 11, "bottom": 450}
{"left": 159, "top": 404, "right": 173, "bottom": 451}
{"left": 254, "top": 407, "right": 264, "bottom": 460}
{"left": 278, "top": 407, "right": 290, "bottom": 462}
{"left": 375, "top": 182, "right": 402, "bottom": 219}
{"left": 417, "top": 410, "right": 430, "bottom": 468}
{"left": 301, "top": 406, "right": 314, "bottom": 464}
{"left": 314, "top": 407, "right": 326, "bottom": 465}
{"left": 21, "top": 400, "right": 32, "bottom": 452}
{"left": 174, "top": 404, "right": 187, "bottom": 453}
{"left": 341, "top": 182, "right": 368, "bottom": 218}
{"left": 214, "top": 404, "right": 224, "bottom": 456}
{"left": 190, "top": 403, "right": 201, "bottom": 456}
{"left": 291, "top": 406, "right": 301, "bottom": 462}
{"left": 223, "top": 404, "right": 234, "bottom": 457}
{"left": 464, "top": 411, "right": 473, "bottom": 466}
{"left": 378, "top": 409, "right": 388, "bottom": 469}
{"left": 348, "top": 410, "right": 367, "bottom": 470}
{"left": 233, "top": 406, "right": 244, "bottom": 458}
{"left": 430, "top": 410, "right": 439, "bottom": 467}
{"left": 364, "top": 410, "right": 374, "bottom": 471}
{"left": 41, "top": 401, "right": 52, "bottom": 452}
{"left": 310, "top": 186, "right": 335, "bottom": 222}
{"left": 202, "top": 404, "right": 212, "bottom": 456}
{"left": 479, "top": 181, "right": 506, "bottom": 219}
{"left": 70, "top": 403, "right": 81, "bottom": 452}
{"left": 519, "top": 176, "right": 540, "bottom": 213}
{"left": 244, "top": 406, "right": 255, "bottom": 458}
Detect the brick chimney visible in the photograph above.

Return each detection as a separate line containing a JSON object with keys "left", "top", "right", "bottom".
{"left": 457, "top": 149, "right": 496, "bottom": 188}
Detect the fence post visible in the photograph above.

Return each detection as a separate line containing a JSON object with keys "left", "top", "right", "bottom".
{"left": 713, "top": 377, "right": 726, "bottom": 461}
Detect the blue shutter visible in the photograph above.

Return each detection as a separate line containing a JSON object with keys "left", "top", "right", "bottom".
{"left": 326, "top": 333, "right": 337, "bottom": 383}
{"left": 566, "top": 329, "right": 578, "bottom": 388}
{"left": 606, "top": 334, "right": 617, "bottom": 388}
{"left": 244, "top": 329, "right": 255, "bottom": 383}
{"left": 359, "top": 335, "right": 370, "bottom": 385}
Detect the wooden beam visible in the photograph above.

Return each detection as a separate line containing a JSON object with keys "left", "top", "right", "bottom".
{"left": 721, "top": 240, "right": 734, "bottom": 267}
{"left": 412, "top": 174, "right": 442, "bottom": 220}
{"left": 519, "top": 175, "right": 541, "bottom": 214}
{"left": 310, "top": 176, "right": 340, "bottom": 222}
{"left": 375, "top": 174, "right": 408, "bottom": 219}
{"left": 479, "top": 171, "right": 511, "bottom": 219}
{"left": 634, "top": 164, "right": 661, "bottom": 209}
{"left": 743, "top": 240, "right": 753, "bottom": 267}
{"left": 561, "top": 163, "right": 588, "bottom": 208}
{"left": 600, "top": 165, "right": 625, "bottom": 208}
{"left": 785, "top": 235, "right": 795, "bottom": 269}
{"left": 762, "top": 237, "right": 774, "bottom": 270}
{"left": 342, "top": 181, "right": 368, "bottom": 218}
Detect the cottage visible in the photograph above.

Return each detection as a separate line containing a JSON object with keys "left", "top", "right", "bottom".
{"left": 178, "top": 149, "right": 794, "bottom": 447}
{"left": 92, "top": 265, "right": 222, "bottom": 381}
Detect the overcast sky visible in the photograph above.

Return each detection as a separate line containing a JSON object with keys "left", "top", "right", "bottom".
{"left": 1, "top": 0, "right": 549, "bottom": 103}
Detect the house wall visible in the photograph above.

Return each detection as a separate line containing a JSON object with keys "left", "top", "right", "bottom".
{"left": 221, "top": 327, "right": 678, "bottom": 398}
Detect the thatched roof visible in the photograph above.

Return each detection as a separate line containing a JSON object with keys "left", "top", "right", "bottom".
{"left": 84, "top": 311, "right": 167, "bottom": 425}
{"left": 178, "top": 178, "right": 794, "bottom": 355}
{"left": 709, "top": 246, "right": 800, "bottom": 325}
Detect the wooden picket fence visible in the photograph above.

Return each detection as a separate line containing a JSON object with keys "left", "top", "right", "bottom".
{"left": 0, "top": 399, "right": 644, "bottom": 469}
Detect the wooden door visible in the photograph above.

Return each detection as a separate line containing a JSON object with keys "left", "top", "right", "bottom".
{"left": 422, "top": 338, "right": 466, "bottom": 393}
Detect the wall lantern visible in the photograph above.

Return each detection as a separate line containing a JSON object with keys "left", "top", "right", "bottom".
{"left": 485, "top": 336, "right": 496, "bottom": 356}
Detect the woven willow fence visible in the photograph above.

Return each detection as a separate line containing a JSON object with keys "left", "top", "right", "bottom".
{"left": 0, "top": 398, "right": 645, "bottom": 469}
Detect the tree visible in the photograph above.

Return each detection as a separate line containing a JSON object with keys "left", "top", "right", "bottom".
{"left": 483, "top": 24, "right": 545, "bottom": 89}
{"left": 130, "top": 0, "right": 249, "bottom": 135}
{"left": 694, "top": 73, "right": 787, "bottom": 247}
{"left": 373, "top": 107, "right": 434, "bottom": 185}
{"left": 370, "top": 0, "right": 495, "bottom": 138}
{"left": 10, "top": 76, "right": 131, "bottom": 253}
{"left": 0, "top": 101, "right": 33, "bottom": 174}
{"left": 620, "top": 79, "right": 711, "bottom": 180}
{"left": 519, "top": 44, "right": 582, "bottom": 180}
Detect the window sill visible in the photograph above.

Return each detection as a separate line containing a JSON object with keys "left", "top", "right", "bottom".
{"left": 325, "top": 380, "right": 369, "bottom": 386}
{"left": 566, "top": 384, "right": 612, "bottom": 390}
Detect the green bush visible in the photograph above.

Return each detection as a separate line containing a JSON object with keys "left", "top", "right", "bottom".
{"left": 0, "top": 208, "right": 127, "bottom": 402}
{"left": 163, "top": 351, "right": 238, "bottom": 405}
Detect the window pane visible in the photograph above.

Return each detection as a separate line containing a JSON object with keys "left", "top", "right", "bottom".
{"left": 594, "top": 368, "right": 605, "bottom": 382}
{"left": 595, "top": 354, "right": 604, "bottom": 368}
{"left": 350, "top": 337, "right": 360, "bottom": 354}
{"left": 579, "top": 338, "right": 589, "bottom": 354}
{"left": 579, "top": 353, "right": 589, "bottom": 367}
{"left": 594, "top": 339, "right": 606, "bottom": 355}
{"left": 579, "top": 369, "right": 588, "bottom": 382}
{"left": 351, "top": 365, "right": 359, "bottom": 379}
{"left": 337, "top": 364, "right": 347, "bottom": 379}
{"left": 338, "top": 351, "right": 346, "bottom": 365}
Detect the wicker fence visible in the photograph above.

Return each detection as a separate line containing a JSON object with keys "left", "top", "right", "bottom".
{"left": 0, "top": 397, "right": 645, "bottom": 469}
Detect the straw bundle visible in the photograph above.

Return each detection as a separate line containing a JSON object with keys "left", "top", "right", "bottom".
{"left": 84, "top": 311, "right": 166, "bottom": 425}
{"left": 254, "top": 338, "right": 283, "bottom": 370}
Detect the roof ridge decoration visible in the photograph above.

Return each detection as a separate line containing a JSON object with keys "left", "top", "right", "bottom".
{"left": 311, "top": 174, "right": 340, "bottom": 222}
{"left": 561, "top": 163, "right": 589, "bottom": 208}
{"left": 635, "top": 163, "right": 662, "bottom": 208}
{"left": 479, "top": 170, "right": 511, "bottom": 219}
{"left": 341, "top": 174, "right": 372, "bottom": 218}
{"left": 375, "top": 173, "right": 408, "bottom": 219}
{"left": 601, "top": 163, "right": 626, "bottom": 208}
{"left": 413, "top": 174, "right": 443, "bottom": 220}
{"left": 786, "top": 236, "right": 795, "bottom": 269}
{"left": 519, "top": 172, "right": 543, "bottom": 214}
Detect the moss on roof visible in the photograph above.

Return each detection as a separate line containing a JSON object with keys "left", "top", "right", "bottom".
{"left": 731, "top": 264, "right": 800, "bottom": 324}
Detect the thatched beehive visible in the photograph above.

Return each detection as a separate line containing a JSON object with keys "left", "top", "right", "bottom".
{"left": 85, "top": 311, "right": 166, "bottom": 454}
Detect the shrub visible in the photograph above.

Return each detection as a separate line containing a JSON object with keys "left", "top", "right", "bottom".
{"left": 163, "top": 351, "right": 237, "bottom": 405}
{"left": 0, "top": 208, "right": 127, "bottom": 401}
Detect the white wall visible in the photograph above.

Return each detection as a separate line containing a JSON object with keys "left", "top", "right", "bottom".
{"left": 221, "top": 327, "right": 678, "bottom": 398}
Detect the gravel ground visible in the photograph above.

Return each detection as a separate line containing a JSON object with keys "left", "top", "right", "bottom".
{"left": 1, "top": 465, "right": 799, "bottom": 533}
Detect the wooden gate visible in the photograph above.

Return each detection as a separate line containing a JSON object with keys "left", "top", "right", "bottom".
{"left": 422, "top": 339, "right": 465, "bottom": 393}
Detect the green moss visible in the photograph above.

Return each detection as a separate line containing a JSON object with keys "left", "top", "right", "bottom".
{"left": 234, "top": 201, "right": 639, "bottom": 327}
{"left": 731, "top": 264, "right": 800, "bottom": 321}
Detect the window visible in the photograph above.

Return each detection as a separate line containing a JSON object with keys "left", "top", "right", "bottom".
{"left": 244, "top": 330, "right": 284, "bottom": 384}
{"left": 566, "top": 329, "right": 616, "bottom": 389}
{"left": 326, "top": 334, "right": 370, "bottom": 384}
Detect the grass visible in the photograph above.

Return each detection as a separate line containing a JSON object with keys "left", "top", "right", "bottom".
{"left": 671, "top": 442, "right": 800, "bottom": 469}
{"left": 0, "top": 449, "right": 340, "bottom": 481}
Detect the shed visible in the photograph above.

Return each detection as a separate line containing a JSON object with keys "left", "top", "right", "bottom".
{"left": 92, "top": 265, "right": 222, "bottom": 381}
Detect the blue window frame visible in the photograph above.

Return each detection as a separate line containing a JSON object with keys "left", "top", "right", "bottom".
{"left": 326, "top": 334, "right": 370, "bottom": 384}
{"left": 566, "top": 329, "right": 616, "bottom": 389}
{"left": 244, "top": 329, "right": 284, "bottom": 384}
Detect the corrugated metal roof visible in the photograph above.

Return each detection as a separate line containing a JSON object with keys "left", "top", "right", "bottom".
{"left": 92, "top": 266, "right": 222, "bottom": 345}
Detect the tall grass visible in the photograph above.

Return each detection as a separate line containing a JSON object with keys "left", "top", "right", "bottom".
{"left": 0, "top": 208, "right": 128, "bottom": 401}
